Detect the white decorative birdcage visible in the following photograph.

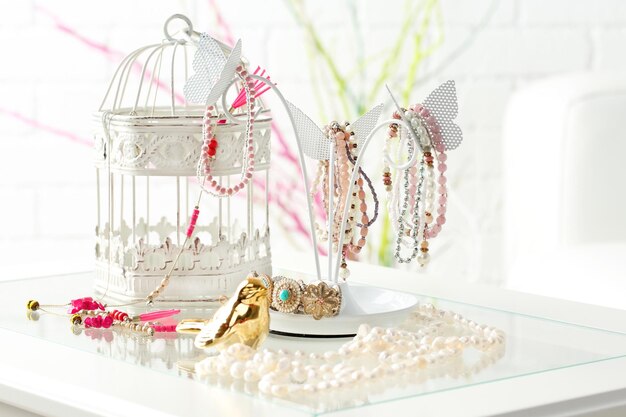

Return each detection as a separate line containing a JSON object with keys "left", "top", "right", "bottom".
{"left": 93, "top": 16, "right": 271, "bottom": 302}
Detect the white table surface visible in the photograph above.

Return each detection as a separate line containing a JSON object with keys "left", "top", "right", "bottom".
{"left": 2, "top": 254, "right": 626, "bottom": 417}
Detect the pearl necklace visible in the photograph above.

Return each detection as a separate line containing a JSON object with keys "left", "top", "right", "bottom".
{"left": 195, "top": 303, "right": 505, "bottom": 399}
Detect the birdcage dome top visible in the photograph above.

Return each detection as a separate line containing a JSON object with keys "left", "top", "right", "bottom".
{"left": 93, "top": 15, "right": 272, "bottom": 177}
{"left": 96, "top": 14, "right": 269, "bottom": 124}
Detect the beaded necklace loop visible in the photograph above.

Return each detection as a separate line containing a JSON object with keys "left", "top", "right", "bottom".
{"left": 385, "top": 103, "right": 449, "bottom": 266}
{"left": 311, "top": 120, "right": 380, "bottom": 280}
{"left": 196, "top": 64, "right": 256, "bottom": 197}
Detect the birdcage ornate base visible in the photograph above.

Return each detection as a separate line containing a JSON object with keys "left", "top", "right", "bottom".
{"left": 94, "top": 257, "right": 272, "bottom": 304}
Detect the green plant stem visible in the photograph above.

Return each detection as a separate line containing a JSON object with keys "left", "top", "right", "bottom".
{"left": 287, "top": 0, "right": 354, "bottom": 118}
{"left": 402, "top": 0, "right": 443, "bottom": 103}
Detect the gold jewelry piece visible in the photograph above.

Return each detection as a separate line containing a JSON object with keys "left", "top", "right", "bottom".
{"left": 27, "top": 300, "right": 40, "bottom": 311}
{"left": 175, "top": 318, "right": 209, "bottom": 334}
{"left": 270, "top": 276, "right": 303, "bottom": 314}
{"left": 70, "top": 314, "right": 82, "bottom": 325}
{"left": 266, "top": 274, "right": 342, "bottom": 320}
{"left": 302, "top": 281, "right": 342, "bottom": 320}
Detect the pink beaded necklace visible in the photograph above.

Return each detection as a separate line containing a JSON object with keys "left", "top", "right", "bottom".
{"left": 412, "top": 103, "right": 448, "bottom": 241}
{"left": 197, "top": 64, "right": 257, "bottom": 197}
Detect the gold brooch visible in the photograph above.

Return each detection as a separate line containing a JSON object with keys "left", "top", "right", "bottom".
{"left": 302, "top": 281, "right": 342, "bottom": 320}
{"left": 270, "top": 276, "right": 303, "bottom": 314}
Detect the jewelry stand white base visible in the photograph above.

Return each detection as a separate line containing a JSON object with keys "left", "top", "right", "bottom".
{"left": 269, "top": 283, "right": 418, "bottom": 337}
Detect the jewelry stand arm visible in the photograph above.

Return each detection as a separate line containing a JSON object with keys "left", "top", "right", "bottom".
{"left": 327, "top": 139, "right": 336, "bottom": 282}
{"left": 333, "top": 118, "right": 420, "bottom": 282}
{"left": 234, "top": 74, "right": 323, "bottom": 282}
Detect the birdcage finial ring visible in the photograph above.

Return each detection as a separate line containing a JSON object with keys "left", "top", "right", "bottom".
{"left": 164, "top": 14, "right": 193, "bottom": 43}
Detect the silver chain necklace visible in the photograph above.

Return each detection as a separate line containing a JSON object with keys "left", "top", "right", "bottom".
{"left": 394, "top": 140, "right": 425, "bottom": 263}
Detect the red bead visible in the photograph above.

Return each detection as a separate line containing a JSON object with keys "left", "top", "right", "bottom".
{"left": 207, "top": 147, "right": 217, "bottom": 157}
{"left": 209, "top": 139, "right": 218, "bottom": 149}
{"left": 112, "top": 310, "right": 128, "bottom": 321}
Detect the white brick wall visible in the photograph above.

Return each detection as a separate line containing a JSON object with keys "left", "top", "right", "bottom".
{"left": 0, "top": 0, "right": 623, "bottom": 283}
{"left": 522, "top": 0, "right": 626, "bottom": 25}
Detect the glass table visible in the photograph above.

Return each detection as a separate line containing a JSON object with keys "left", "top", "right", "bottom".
{"left": 2, "top": 271, "right": 626, "bottom": 416}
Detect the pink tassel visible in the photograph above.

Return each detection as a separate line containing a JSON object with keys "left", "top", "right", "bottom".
{"left": 139, "top": 309, "right": 181, "bottom": 322}
{"left": 231, "top": 66, "right": 273, "bottom": 110}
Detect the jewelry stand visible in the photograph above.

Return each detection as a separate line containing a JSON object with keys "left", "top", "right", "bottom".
{"left": 268, "top": 94, "right": 422, "bottom": 337}
{"left": 121, "top": 19, "right": 424, "bottom": 335}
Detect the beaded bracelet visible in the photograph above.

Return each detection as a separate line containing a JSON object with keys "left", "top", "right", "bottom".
{"left": 385, "top": 103, "right": 449, "bottom": 267}
{"left": 311, "top": 120, "right": 379, "bottom": 280}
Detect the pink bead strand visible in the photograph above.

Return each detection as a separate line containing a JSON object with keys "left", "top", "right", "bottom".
{"left": 152, "top": 324, "right": 177, "bottom": 333}
{"left": 68, "top": 297, "right": 105, "bottom": 314}
{"left": 199, "top": 65, "right": 256, "bottom": 197}
{"left": 83, "top": 313, "right": 113, "bottom": 329}
{"left": 419, "top": 110, "right": 447, "bottom": 240}
{"left": 186, "top": 207, "right": 200, "bottom": 238}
